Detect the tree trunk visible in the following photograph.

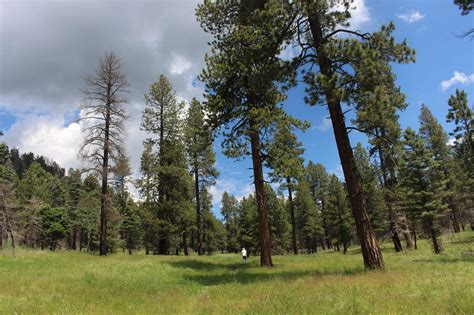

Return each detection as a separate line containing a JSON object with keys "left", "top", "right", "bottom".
{"left": 450, "top": 209, "right": 461, "bottom": 233}
{"left": 194, "top": 166, "right": 203, "bottom": 255}
{"left": 183, "top": 232, "right": 189, "bottom": 256}
{"left": 306, "top": 9, "right": 384, "bottom": 269}
{"left": 158, "top": 237, "right": 169, "bottom": 255}
{"left": 430, "top": 229, "right": 441, "bottom": 254}
{"left": 249, "top": 116, "right": 273, "bottom": 267}
{"left": 99, "top": 102, "right": 111, "bottom": 256}
{"left": 389, "top": 216, "right": 403, "bottom": 252}
{"left": 398, "top": 211, "right": 413, "bottom": 249}
{"left": 287, "top": 177, "right": 298, "bottom": 255}
{"left": 412, "top": 223, "right": 417, "bottom": 250}
{"left": 72, "top": 226, "right": 77, "bottom": 250}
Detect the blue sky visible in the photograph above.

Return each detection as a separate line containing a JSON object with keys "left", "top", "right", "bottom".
{"left": 1, "top": 0, "right": 473, "bottom": 216}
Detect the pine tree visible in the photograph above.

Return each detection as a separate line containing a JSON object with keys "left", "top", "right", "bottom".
{"left": 305, "top": 161, "right": 331, "bottom": 250}
{"left": 446, "top": 89, "right": 474, "bottom": 230}
{"left": 353, "top": 144, "right": 388, "bottom": 242}
{"left": 79, "top": 52, "right": 130, "bottom": 256}
{"left": 66, "top": 168, "right": 83, "bottom": 250}
{"left": 267, "top": 123, "right": 306, "bottom": 255}
{"left": 419, "top": 104, "right": 460, "bottom": 232}
{"left": 184, "top": 98, "right": 219, "bottom": 255}
{"left": 325, "top": 175, "right": 353, "bottom": 254}
{"left": 350, "top": 52, "right": 413, "bottom": 250}
{"left": 220, "top": 191, "right": 240, "bottom": 253}
{"left": 294, "top": 180, "right": 323, "bottom": 254}
{"left": 76, "top": 175, "right": 101, "bottom": 251}
{"left": 141, "top": 75, "right": 191, "bottom": 255}
{"left": 293, "top": 1, "right": 415, "bottom": 269}
{"left": 238, "top": 194, "right": 260, "bottom": 255}
{"left": 197, "top": 0, "right": 301, "bottom": 266}
{"left": 265, "top": 184, "right": 291, "bottom": 254}
{"left": 400, "top": 128, "right": 447, "bottom": 253}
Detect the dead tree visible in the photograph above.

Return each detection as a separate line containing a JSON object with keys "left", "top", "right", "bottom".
{"left": 79, "top": 52, "right": 130, "bottom": 256}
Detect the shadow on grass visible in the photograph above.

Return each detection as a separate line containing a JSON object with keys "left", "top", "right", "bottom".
{"left": 409, "top": 255, "right": 474, "bottom": 264}
{"left": 169, "top": 259, "right": 366, "bottom": 286}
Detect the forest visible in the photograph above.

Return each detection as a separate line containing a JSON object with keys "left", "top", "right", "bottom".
{"left": 0, "top": 0, "right": 473, "bottom": 313}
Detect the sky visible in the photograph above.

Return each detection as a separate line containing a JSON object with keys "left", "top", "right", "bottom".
{"left": 1, "top": 0, "right": 473, "bottom": 216}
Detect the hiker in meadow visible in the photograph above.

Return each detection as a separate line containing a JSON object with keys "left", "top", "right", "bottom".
{"left": 241, "top": 248, "right": 247, "bottom": 263}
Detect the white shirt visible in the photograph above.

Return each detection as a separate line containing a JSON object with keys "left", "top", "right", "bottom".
{"left": 241, "top": 249, "right": 247, "bottom": 257}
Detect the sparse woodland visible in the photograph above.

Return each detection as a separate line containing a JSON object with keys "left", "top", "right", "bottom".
{"left": 1, "top": 0, "right": 473, "bottom": 269}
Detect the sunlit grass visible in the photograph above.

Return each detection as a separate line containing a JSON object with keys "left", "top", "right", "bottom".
{"left": 1, "top": 231, "right": 473, "bottom": 314}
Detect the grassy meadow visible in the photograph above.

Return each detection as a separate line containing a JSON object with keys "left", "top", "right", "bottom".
{"left": 1, "top": 231, "right": 473, "bottom": 314}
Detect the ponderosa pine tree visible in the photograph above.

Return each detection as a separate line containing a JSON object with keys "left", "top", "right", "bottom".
{"left": 294, "top": 180, "right": 323, "bottom": 254}
{"left": 265, "top": 184, "right": 291, "bottom": 254}
{"left": 325, "top": 175, "right": 353, "bottom": 254}
{"left": 267, "top": 123, "right": 306, "bottom": 254}
{"left": 419, "top": 104, "right": 459, "bottom": 232}
{"left": 238, "top": 194, "right": 260, "bottom": 254}
{"left": 220, "top": 191, "right": 240, "bottom": 253}
{"left": 400, "top": 128, "right": 447, "bottom": 254}
{"left": 79, "top": 52, "right": 130, "bottom": 256}
{"left": 353, "top": 144, "right": 388, "bottom": 242}
{"left": 293, "top": 0, "right": 415, "bottom": 269}
{"left": 446, "top": 89, "right": 474, "bottom": 230}
{"left": 141, "top": 75, "right": 190, "bottom": 255}
{"left": 350, "top": 51, "right": 413, "bottom": 250}
{"left": 184, "top": 98, "right": 219, "bottom": 255}
{"left": 112, "top": 154, "right": 141, "bottom": 254}
{"left": 305, "top": 161, "right": 332, "bottom": 250}
{"left": 66, "top": 168, "right": 83, "bottom": 249}
{"left": 197, "top": 0, "right": 302, "bottom": 266}
{"left": 39, "top": 205, "right": 69, "bottom": 251}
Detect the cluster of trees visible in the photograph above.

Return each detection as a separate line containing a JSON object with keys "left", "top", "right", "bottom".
{"left": 1, "top": 1, "right": 472, "bottom": 271}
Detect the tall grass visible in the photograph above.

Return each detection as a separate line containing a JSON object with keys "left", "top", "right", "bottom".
{"left": 1, "top": 231, "right": 473, "bottom": 314}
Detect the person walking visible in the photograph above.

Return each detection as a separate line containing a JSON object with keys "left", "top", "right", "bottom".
{"left": 241, "top": 248, "right": 247, "bottom": 263}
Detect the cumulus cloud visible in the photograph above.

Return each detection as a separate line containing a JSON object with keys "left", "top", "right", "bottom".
{"left": 348, "top": 0, "right": 371, "bottom": 29}
{"left": 2, "top": 114, "right": 83, "bottom": 169}
{"left": 0, "top": 0, "right": 207, "bottom": 196}
{"left": 441, "top": 71, "right": 474, "bottom": 91}
{"left": 397, "top": 10, "right": 425, "bottom": 24}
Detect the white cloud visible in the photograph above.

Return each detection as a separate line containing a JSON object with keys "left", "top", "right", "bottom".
{"left": 209, "top": 178, "right": 254, "bottom": 211}
{"left": 170, "top": 53, "right": 192, "bottom": 75}
{"left": 348, "top": 0, "right": 371, "bottom": 29}
{"left": 3, "top": 114, "right": 83, "bottom": 169}
{"left": 332, "top": 0, "right": 370, "bottom": 30}
{"left": 441, "top": 71, "right": 474, "bottom": 91}
{"left": 313, "top": 117, "right": 332, "bottom": 132}
{"left": 397, "top": 10, "right": 425, "bottom": 24}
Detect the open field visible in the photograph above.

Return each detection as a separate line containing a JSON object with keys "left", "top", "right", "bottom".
{"left": 1, "top": 231, "right": 473, "bottom": 314}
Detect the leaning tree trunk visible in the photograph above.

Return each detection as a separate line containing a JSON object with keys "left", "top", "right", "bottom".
{"left": 307, "top": 9, "right": 384, "bottom": 269}
{"left": 287, "top": 177, "right": 298, "bottom": 255}
{"left": 249, "top": 117, "right": 273, "bottom": 267}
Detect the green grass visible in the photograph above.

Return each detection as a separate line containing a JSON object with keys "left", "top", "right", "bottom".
{"left": 1, "top": 232, "right": 473, "bottom": 314}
